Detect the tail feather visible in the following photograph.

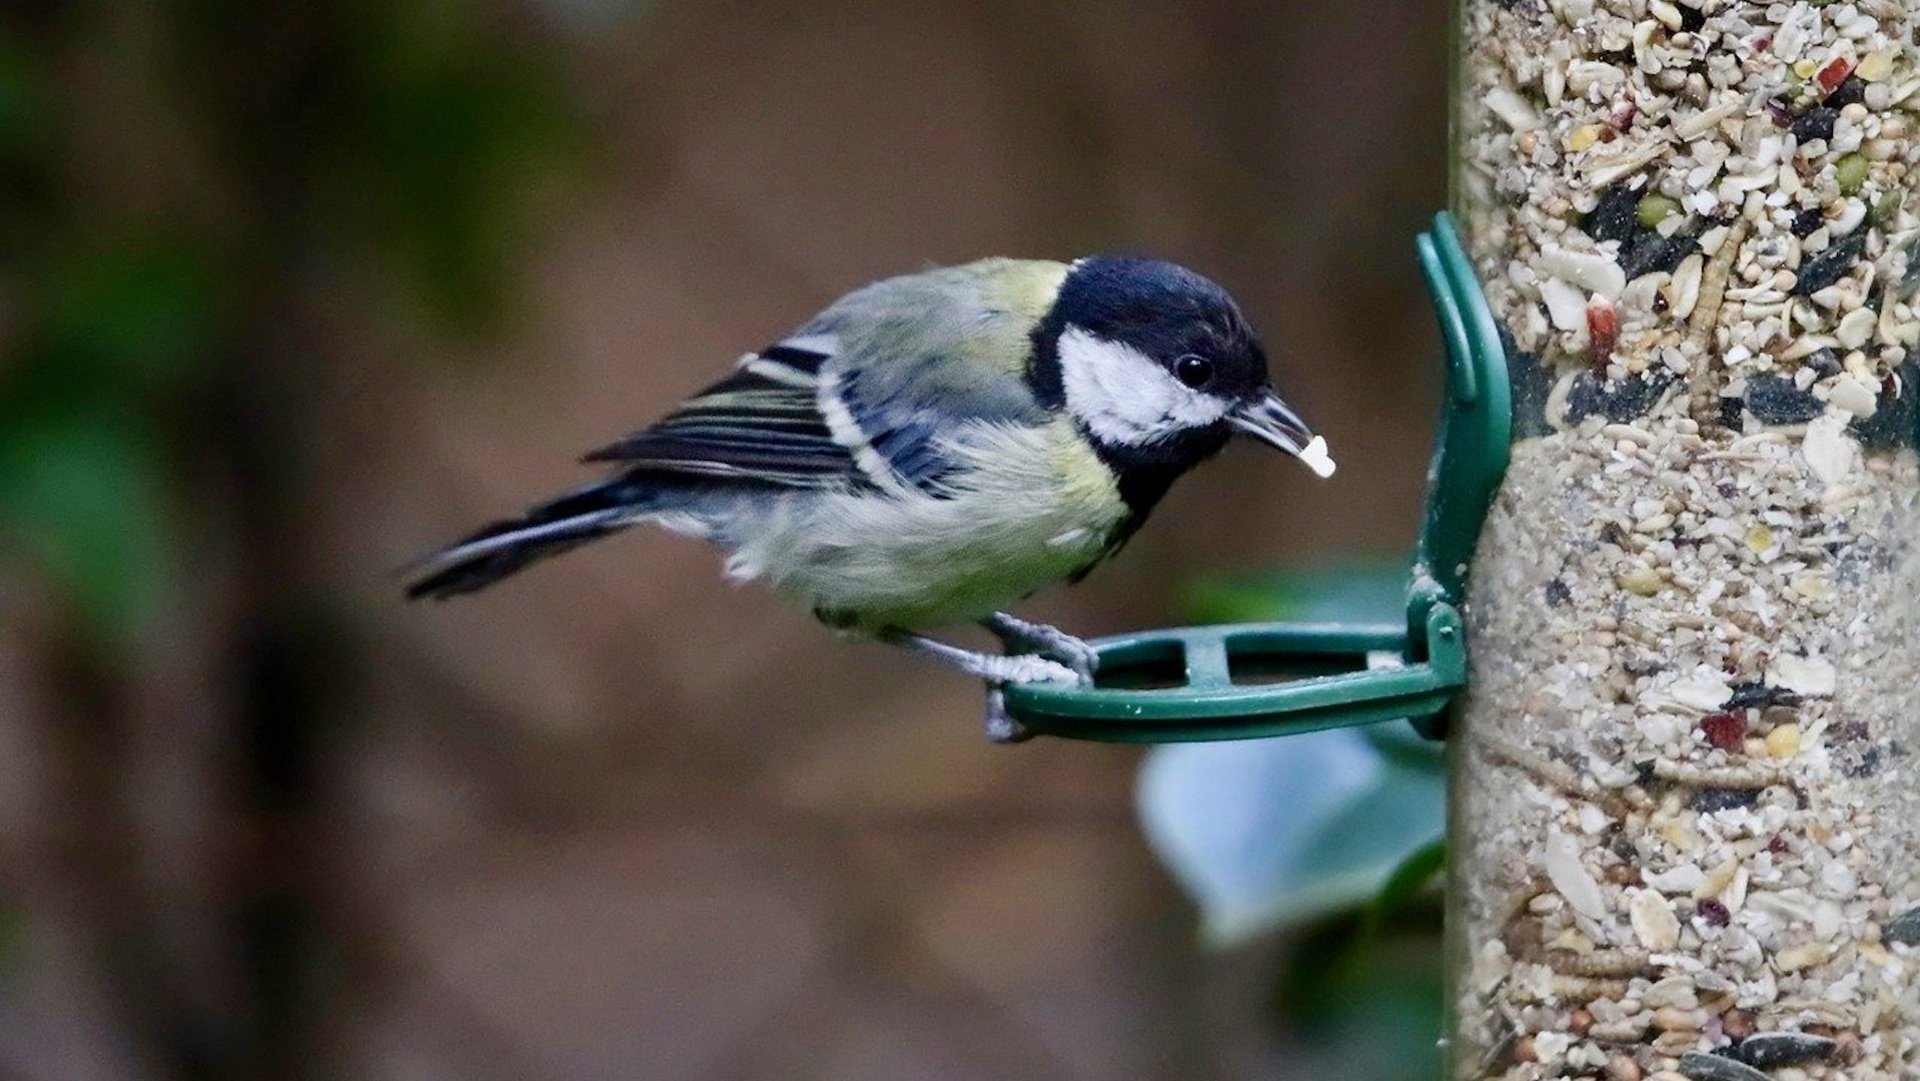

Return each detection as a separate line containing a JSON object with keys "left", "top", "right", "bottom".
{"left": 404, "top": 477, "right": 653, "bottom": 599}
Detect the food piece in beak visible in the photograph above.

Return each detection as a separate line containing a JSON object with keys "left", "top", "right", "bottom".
{"left": 1296, "top": 436, "right": 1337, "bottom": 479}
{"left": 1230, "top": 391, "right": 1337, "bottom": 479}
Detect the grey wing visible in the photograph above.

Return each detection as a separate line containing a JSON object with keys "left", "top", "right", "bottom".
{"left": 587, "top": 267, "right": 1052, "bottom": 495}
{"left": 806, "top": 266, "right": 1054, "bottom": 494}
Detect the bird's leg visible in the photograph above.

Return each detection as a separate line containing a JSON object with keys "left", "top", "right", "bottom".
{"left": 981, "top": 612, "right": 1100, "bottom": 687}
{"left": 882, "top": 629, "right": 1077, "bottom": 744}
{"left": 884, "top": 628, "right": 1080, "bottom": 686}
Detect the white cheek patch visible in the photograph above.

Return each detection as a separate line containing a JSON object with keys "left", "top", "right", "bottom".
{"left": 1056, "top": 326, "right": 1231, "bottom": 446}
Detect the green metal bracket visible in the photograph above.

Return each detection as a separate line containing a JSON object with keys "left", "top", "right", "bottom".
{"left": 1003, "top": 212, "right": 1510, "bottom": 742}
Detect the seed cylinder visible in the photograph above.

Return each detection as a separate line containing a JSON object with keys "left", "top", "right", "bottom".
{"left": 1450, "top": 2, "right": 1920, "bottom": 1078}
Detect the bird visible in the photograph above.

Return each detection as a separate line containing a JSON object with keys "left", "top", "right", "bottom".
{"left": 405, "top": 255, "right": 1334, "bottom": 741}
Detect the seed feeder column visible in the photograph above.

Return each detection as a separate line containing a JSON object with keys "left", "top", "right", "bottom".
{"left": 1451, "top": 1, "right": 1920, "bottom": 1078}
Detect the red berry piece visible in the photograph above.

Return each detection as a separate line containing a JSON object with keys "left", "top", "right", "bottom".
{"left": 1700, "top": 710, "right": 1747, "bottom": 751}
{"left": 1817, "top": 57, "right": 1855, "bottom": 97}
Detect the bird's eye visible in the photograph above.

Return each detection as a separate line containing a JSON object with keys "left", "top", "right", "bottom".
{"left": 1174, "top": 355, "right": 1215, "bottom": 388}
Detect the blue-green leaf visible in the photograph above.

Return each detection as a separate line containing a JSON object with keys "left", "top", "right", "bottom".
{"left": 1137, "top": 728, "right": 1446, "bottom": 946}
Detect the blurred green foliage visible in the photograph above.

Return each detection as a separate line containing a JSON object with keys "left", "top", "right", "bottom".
{"left": 0, "top": 5, "right": 594, "bottom": 1075}
{"left": 293, "top": 3, "right": 587, "bottom": 325}
{"left": 0, "top": 414, "right": 173, "bottom": 635}
{"left": 1185, "top": 557, "right": 1410, "bottom": 626}
{"left": 1276, "top": 903, "right": 1446, "bottom": 1081}
{"left": 0, "top": 4, "right": 586, "bottom": 645}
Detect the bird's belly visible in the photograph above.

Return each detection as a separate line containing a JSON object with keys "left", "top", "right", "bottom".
{"left": 730, "top": 482, "right": 1124, "bottom": 631}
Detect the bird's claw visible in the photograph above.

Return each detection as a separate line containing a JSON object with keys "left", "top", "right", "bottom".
{"left": 993, "top": 653, "right": 1080, "bottom": 687}
{"left": 1055, "top": 639, "right": 1099, "bottom": 687}
{"left": 982, "top": 686, "right": 1033, "bottom": 744}
{"left": 1030, "top": 638, "right": 1096, "bottom": 688}
{"left": 985, "top": 615, "right": 1100, "bottom": 688}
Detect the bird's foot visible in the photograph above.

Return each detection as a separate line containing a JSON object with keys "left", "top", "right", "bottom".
{"left": 982, "top": 612, "right": 1099, "bottom": 687}
{"left": 972, "top": 651, "right": 1080, "bottom": 686}
{"left": 955, "top": 653, "right": 1072, "bottom": 745}
{"left": 976, "top": 655, "right": 1079, "bottom": 745}
{"left": 879, "top": 628, "right": 1075, "bottom": 744}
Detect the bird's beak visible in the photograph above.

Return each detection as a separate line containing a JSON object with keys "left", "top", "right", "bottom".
{"left": 1230, "top": 391, "right": 1336, "bottom": 479}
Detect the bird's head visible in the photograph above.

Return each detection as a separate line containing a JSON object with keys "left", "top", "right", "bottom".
{"left": 1029, "top": 256, "right": 1335, "bottom": 483}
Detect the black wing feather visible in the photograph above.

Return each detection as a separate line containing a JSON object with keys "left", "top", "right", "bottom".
{"left": 581, "top": 326, "right": 1025, "bottom": 497}
{"left": 582, "top": 360, "right": 855, "bottom": 487}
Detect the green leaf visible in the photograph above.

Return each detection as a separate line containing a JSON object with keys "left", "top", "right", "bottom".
{"left": 1370, "top": 839, "right": 1447, "bottom": 922}
{"left": 1350, "top": 839, "right": 1446, "bottom": 959}
{"left": 1277, "top": 916, "right": 1446, "bottom": 1081}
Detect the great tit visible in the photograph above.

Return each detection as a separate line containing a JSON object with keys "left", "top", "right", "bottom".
{"left": 406, "top": 256, "right": 1333, "bottom": 740}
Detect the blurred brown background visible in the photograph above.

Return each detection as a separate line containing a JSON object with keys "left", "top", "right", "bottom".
{"left": 0, "top": 2, "right": 1447, "bottom": 1078}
